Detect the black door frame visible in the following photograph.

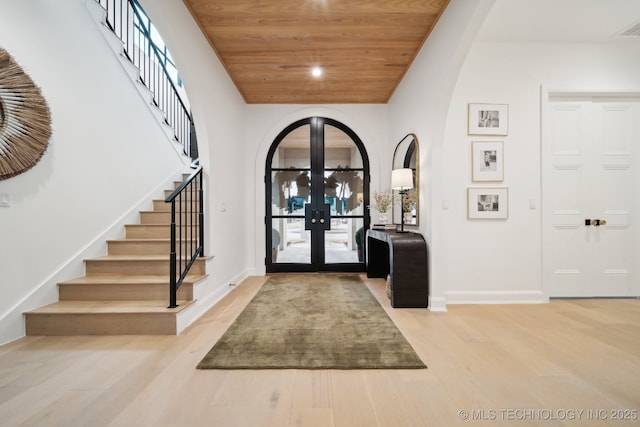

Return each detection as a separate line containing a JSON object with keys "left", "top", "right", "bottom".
{"left": 265, "top": 117, "right": 370, "bottom": 273}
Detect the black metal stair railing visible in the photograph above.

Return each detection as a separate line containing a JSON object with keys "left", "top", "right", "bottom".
{"left": 165, "top": 164, "right": 204, "bottom": 308}
{"left": 94, "top": 0, "right": 196, "bottom": 158}
{"left": 93, "top": 0, "right": 204, "bottom": 307}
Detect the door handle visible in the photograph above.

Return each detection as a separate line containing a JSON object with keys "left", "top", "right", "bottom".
{"left": 305, "top": 204, "right": 331, "bottom": 230}
{"left": 304, "top": 204, "right": 314, "bottom": 230}
{"left": 585, "top": 219, "right": 607, "bottom": 226}
{"left": 320, "top": 204, "right": 331, "bottom": 230}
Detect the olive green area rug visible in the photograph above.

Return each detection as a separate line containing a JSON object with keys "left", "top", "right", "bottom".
{"left": 197, "top": 274, "right": 426, "bottom": 370}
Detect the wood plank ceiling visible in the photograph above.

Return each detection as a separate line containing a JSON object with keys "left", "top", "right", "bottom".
{"left": 183, "top": 0, "right": 450, "bottom": 104}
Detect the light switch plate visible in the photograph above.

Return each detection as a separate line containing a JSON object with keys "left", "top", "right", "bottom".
{"left": 0, "top": 193, "right": 10, "bottom": 207}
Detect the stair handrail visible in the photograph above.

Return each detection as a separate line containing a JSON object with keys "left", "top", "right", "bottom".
{"left": 165, "top": 163, "right": 204, "bottom": 308}
{"left": 94, "top": 0, "right": 196, "bottom": 159}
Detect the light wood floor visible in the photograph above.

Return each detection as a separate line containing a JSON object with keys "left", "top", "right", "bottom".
{"left": 1, "top": 275, "right": 639, "bottom": 426}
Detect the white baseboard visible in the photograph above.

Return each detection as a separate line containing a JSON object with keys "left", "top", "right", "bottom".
{"left": 428, "top": 296, "right": 448, "bottom": 312}
{"left": 445, "top": 290, "right": 548, "bottom": 304}
{"left": 176, "top": 267, "right": 253, "bottom": 334}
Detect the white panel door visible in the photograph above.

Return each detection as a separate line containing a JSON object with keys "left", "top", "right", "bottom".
{"left": 545, "top": 97, "right": 639, "bottom": 297}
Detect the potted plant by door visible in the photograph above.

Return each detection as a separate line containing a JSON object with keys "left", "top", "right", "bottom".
{"left": 355, "top": 227, "right": 365, "bottom": 262}
{"left": 272, "top": 228, "right": 281, "bottom": 262}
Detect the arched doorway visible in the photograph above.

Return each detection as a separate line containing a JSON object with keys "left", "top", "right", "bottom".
{"left": 266, "top": 117, "right": 370, "bottom": 272}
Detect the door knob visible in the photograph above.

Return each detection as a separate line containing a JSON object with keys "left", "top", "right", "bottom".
{"left": 586, "top": 219, "right": 607, "bottom": 226}
{"left": 305, "top": 205, "right": 317, "bottom": 229}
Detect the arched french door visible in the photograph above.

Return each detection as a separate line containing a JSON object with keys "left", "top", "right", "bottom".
{"left": 266, "top": 117, "right": 370, "bottom": 273}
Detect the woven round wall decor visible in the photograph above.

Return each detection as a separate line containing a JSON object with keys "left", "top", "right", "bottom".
{"left": 0, "top": 47, "right": 52, "bottom": 180}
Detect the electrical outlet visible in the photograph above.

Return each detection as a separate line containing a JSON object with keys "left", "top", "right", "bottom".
{"left": 0, "top": 193, "right": 10, "bottom": 207}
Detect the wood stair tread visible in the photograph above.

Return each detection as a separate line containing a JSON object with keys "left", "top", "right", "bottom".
{"left": 139, "top": 210, "right": 199, "bottom": 214}
{"left": 126, "top": 224, "right": 173, "bottom": 227}
{"left": 26, "top": 300, "right": 195, "bottom": 314}
{"left": 59, "top": 274, "right": 208, "bottom": 285}
{"left": 125, "top": 223, "right": 201, "bottom": 227}
{"left": 86, "top": 255, "right": 212, "bottom": 261}
{"left": 107, "top": 238, "right": 198, "bottom": 242}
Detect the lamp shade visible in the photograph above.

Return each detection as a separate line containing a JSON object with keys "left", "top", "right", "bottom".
{"left": 391, "top": 168, "right": 414, "bottom": 190}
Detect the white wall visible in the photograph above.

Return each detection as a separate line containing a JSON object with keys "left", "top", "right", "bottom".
{"left": 138, "top": 0, "right": 249, "bottom": 308}
{"left": 442, "top": 42, "right": 640, "bottom": 303}
{"left": 389, "top": 0, "right": 496, "bottom": 310}
{"left": 0, "top": 0, "right": 188, "bottom": 343}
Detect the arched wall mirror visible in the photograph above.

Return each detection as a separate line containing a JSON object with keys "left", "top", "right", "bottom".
{"left": 392, "top": 134, "right": 418, "bottom": 226}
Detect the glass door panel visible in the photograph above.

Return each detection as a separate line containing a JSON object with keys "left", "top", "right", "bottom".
{"left": 271, "top": 124, "right": 311, "bottom": 168}
{"left": 324, "top": 124, "right": 363, "bottom": 168}
{"left": 324, "top": 217, "right": 364, "bottom": 264}
{"left": 270, "top": 124, "right": 311, "bottom": 266}
{"left": 324, "top": 170, "right": 365, "bottom": 216}
{"left": 271, "top": 218, "right": 310, "bottom": 264}
{"left": 270, "top": 171, "right": 310, "bottom": 216}
{"left": 323, "top": 123, "right": 366, "bottom": 265}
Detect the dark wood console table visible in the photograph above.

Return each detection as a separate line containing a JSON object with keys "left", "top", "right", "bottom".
{"left": 366, "top": 229, "right": 429, "bottom": 308}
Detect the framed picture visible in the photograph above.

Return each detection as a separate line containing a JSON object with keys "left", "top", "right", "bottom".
{"left": 467, "top": 187, "right": 508, "bottom": 219}
{"left": 472, "top": 141, "right": 504, "bottom": 182}
{"left": 468, "top": 103, "right": 508, "bottom": 135}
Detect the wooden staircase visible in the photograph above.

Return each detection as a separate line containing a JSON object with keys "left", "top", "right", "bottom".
{"left": 24, "top": 180, "right": 208, "bottom": 335}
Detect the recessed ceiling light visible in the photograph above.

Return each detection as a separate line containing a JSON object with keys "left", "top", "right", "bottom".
{"left": 311, "top": 66, "right": 323, "bottom": 78}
